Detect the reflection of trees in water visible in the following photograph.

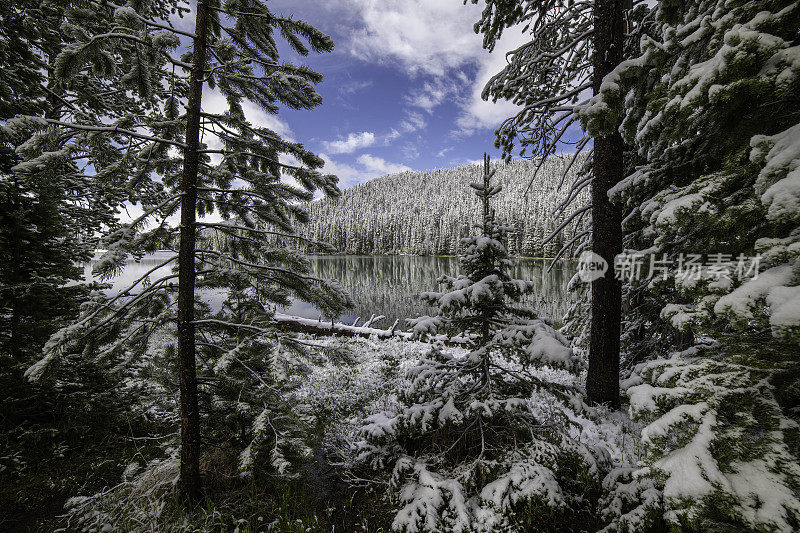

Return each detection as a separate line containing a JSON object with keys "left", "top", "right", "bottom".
{"left": 87, "top": 254, "right": 576, "bottom": 326}
{"left": 306, "top": 256, "right": 576, "bottom": 326}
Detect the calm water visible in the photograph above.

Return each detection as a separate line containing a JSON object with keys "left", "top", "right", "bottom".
{"left": 86, "top": 253, "right": 577, "bottom": 328}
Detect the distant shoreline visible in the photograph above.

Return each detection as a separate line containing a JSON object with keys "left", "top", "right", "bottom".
{"left": 302, "top": 253, "right": 577, "bottom": 261}
{"left": 91, "top": 250, "right": 577, "bottom": 262}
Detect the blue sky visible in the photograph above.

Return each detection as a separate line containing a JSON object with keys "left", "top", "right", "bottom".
{"left": 222, "top": 0, "right": 531, "bottom": 189}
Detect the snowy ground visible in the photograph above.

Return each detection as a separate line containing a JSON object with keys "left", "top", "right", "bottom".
{"left": 55, "top": 331, "right": 655, "bottom": 532}
{"left": 291, "top": 335, "right": 642, "bottom": 473}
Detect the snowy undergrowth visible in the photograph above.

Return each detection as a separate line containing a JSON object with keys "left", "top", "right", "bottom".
{"left": 345, "top": 161, "right": 646, "bottom": 533}
{"left": 602, "top": 341, "right": 800, "bottom": 533}
{"left": 56, "top": 333, "right": 451, "bottom": 533}
{"left": 291, "top": 335, "right": 442, "bottom": 468}
{"left": 292, "top": 335, "right": 641, "bottom": 482}
{"left": 59, "top": 329, "right": 645, "bottom": 533}
{"left": 350, "top": 341, "right": 641, "bottom": 533}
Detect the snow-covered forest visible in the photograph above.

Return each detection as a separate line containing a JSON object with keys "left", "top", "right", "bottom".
{"left": 2, "top": 1, "right": 800, "bottom": 532}
{"left": 297, "top": 156, "right": 587, "bottom": 257}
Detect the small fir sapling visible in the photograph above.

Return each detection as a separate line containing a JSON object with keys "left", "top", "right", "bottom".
{"left": 356, "top": 154, "right": 603, "bottom": 532}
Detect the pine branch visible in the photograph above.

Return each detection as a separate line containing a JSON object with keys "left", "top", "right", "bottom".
{"left": 548, "top": 230, "right": 591, "bottom": 272}
{"left": 552, "top": 174, "right": 592, "bottom": 217}
{"left": 80, "top": 32, "right": 192, "bottom": 69}
{"left": 197, "top": 222, "right": 334, "bottom": 249}
{"left": 194, "top": 248, "right": 323, "bottom": 283}
{"left": 86, "top": 0, "right": 197, "bottom": 39}
{"left": 75, "top": 272, "right": 180, "bottom": 342}
{"left": 29, "top": 117, "right": 188, "bottom": 149}
{"left": 541, "top": 204, "right": 589, "bottom": 247}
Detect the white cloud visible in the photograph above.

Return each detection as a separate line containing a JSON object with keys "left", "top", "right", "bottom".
{"left": 320, "top": 153, "right": 412, "bottom": 189}
{"left": 405, "top": 77, "right": 461, "bottom": 113}
{"left": 345, "top": 0, "right": 484, "bottom": 77}
{"left": 339, "top": 0, "right": 525, "bottom": 135}
{"left": 454, "top": 28, "right": 528, "bottom": 135}
{"left": 322, "top": 131, "right": 376, "bottom": 154}
{"left": 379, "top": 113, "right": 426, "bottom": 146}
{"left": 399, "top": 111, "right": 426, "bottom": 133}
{"left": 339, "top": 79, "right": 374, "bottom": 96}
{"left": 319, "top": 154, "right": 363, "bottom": 189}
{"left": 357, "top": 154, "right": 412, "bottom": 175}
{"left": 401, "top": 142, "right": 420, "bottom": 160}
{"left": 384, "top": 128, "right": 402, "bottom": 143}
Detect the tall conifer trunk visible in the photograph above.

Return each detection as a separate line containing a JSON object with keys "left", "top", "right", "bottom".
{"left": 177, "top": 0, "right": 209, "bottom": 499}
{"left": 587, "top": 0, "right": 624, "bottom": 407}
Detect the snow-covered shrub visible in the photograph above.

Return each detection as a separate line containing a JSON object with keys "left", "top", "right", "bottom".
{"left": 355, "top": 156, "right": 607, "bottom": 531}
{"left": 63, "top": 455, "right": 183, "bottom": 533}
{"left": 26, "top": 237, "right": 353, "bottom": 481}
{"left": 600, "top": 342, "right": 800, "bottom": 532}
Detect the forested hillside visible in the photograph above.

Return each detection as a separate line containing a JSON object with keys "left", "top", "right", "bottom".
{"left": 298, "top": 156, "right": 587, "bottom": 256}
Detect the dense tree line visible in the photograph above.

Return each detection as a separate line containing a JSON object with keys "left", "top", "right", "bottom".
{"left": 297, "top": 156, "right": 587, "bottom": 257}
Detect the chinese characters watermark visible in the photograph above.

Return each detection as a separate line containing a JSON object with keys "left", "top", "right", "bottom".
{"left": 577, "top": 252, "right": 761, "bottom": 283}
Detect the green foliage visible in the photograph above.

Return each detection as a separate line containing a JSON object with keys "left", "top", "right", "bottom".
{"left": 596, "top": 0, "right": 800, "bottom": 347}
{"left": 9, "top": 0, "right": 353, "bottom": 488}
{"left": 602, "top": 339, "right": 800, "bottom": 532}
{"left": 574, "top": 2, "right": 800, "bottom": 531}
{"left": 0, "top": 0, "right": 118, "bottom": 362}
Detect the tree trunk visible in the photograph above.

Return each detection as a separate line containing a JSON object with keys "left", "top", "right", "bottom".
{"left": 176, "top": 0, "right": 210, "bottom": 500}
{"left": 587, "top": 0, "right": 624, "bottom": 407}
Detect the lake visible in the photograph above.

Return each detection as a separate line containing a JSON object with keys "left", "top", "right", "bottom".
{"left": 85, "top": 253, "right": 577, "bottom": 329}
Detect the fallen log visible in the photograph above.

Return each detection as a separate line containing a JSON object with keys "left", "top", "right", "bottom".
{"left": 272, "top": 313, "right": 471, "bottom": 346}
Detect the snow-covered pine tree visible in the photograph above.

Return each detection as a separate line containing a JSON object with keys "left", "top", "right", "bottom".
{"left": 587, "top": 0, "right": 800, "bottom": 351}
{"left": 0, "top": 0, "right": 118, "bottom": 362}
{"left": 583, "top": 1, "right": 800, "bottom": 530}
{"left": 468, "top": 0, "right": 649, "bottom": 406}
{"left": 0, "top": 4, "right": 146, "bottom": 515}
{"left": 15, "top": 0, "right": 351, "bottom": 498}
{"left": 355, "top": 155, "right": 600, "bottom": 532}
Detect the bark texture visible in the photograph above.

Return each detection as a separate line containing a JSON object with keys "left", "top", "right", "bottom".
{"left": 176, "top": 0, "right": 209, "bottom": 500}
{"left": 587, "top": 0, "right": 625, "bottom": 407}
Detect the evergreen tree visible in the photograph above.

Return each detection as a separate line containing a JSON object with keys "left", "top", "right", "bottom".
{"left": 586, "top": 1, "right": 800, "bottom": 530}
{"left": 0, "top": 0, "right": 117, "bottom": 362}
{"left": 468, "top": 0, "right": 647, "bottom": 406}
{"left": 587, "top": 0, "right": 800, "bottom": 350}
{"left": 356, "top": 155, "right": 593, "bottom": 531}
{"left": 17, "top": 0, "right": 350, "bottom": 498}
{"left": 0, "top": 3, "right": 151, "bottom": 524}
